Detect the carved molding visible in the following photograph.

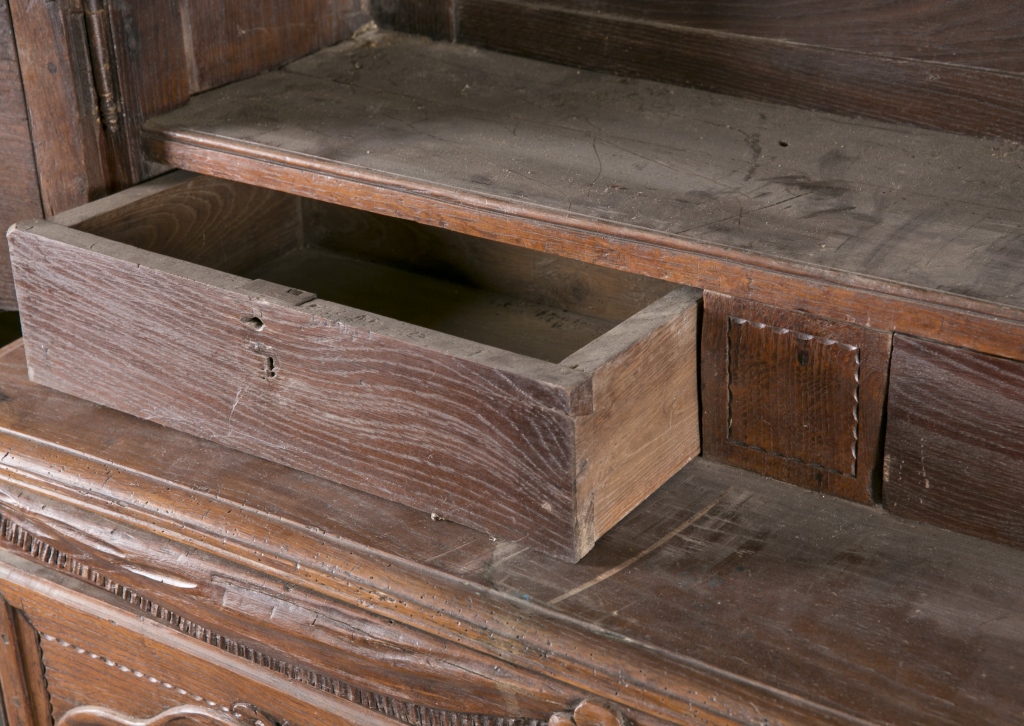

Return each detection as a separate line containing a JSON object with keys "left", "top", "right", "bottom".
{"left": 0, "top": 509, "right": 552, "bottom": 726}
{"left": 56, "top": 703, "right": 287, "bottom": 726}
{"left": 548, "top": 699, "right": 630, "bottom": 726}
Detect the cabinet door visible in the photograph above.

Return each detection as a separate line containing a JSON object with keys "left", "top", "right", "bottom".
{"left": 0, "top": 0, "right": 42, "bottom": 310}
{"left": 3, "top": 0, "right": 370, "bottom": 311}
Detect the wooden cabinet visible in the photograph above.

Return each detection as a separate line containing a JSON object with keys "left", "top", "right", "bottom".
{"left": 2, "top": 2, "right": 1024, "bottom": 724}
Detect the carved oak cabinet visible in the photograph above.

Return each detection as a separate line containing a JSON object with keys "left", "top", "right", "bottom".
{"left": 2, "top": 1, "right": 1024, "bottom": 725}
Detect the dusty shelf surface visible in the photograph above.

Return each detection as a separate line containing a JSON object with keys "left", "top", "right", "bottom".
{"left": 144, "top": 30, "right": 1024, "bottom": 360}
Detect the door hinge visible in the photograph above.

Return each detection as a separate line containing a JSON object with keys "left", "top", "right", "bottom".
{"left": 83, "top": 0, "right": 120, "bottom": 132}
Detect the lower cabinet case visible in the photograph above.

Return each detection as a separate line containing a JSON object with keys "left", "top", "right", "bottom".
{"left": 7, "top": 171, "right": 702, "bottom": 562}
{"left": 0, "top": 486, "right": 613, "bottom": 726}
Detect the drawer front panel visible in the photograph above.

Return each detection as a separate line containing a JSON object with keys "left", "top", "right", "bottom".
{"left": 701, "top": 292, "right": 891, "bottom": 503}
{"left": 884, "top": 334, "right": 1024, "bottom": 548}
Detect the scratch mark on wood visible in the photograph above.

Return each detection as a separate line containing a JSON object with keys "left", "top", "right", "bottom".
{"left": 547, "top": 492, "right": 727, "bottom": 606}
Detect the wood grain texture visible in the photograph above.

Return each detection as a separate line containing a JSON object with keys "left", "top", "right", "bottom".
{"left": 566, "top": 287, "right": 701, "bottom": 541}
{"left": 10, "top": 176, "right": 699, "bottom": 561}
{"left": 0, "top": 0, "right": 42, "bottom": 310}
{"left": 455, "top": 0, "right": 1024, "bottom": 142}
{"left": 247, "top": 247, "right": 617, "bottom": 364}
{"left": 57, "top": 171, "right": 303, "bottom": 275}
{"left": 0, "top": 343, "right": 1022, "bottom": 725}
{"left": 184, "top": 0, "right": 371, "bottom": 93}
{"left": 99, "top": 0, "right": 190, "bottom": 186}
{"left": 0, "top": 598, "right": 50, "bottom": 726}
{"left": 143, "top": 31, "right": 1024, "bottom": 363}
{"left": 702, "top": 292, "right": 890, "bottom": 503}
{"left": 10, "top": 222, "right": 581, "bottom": 560}
{"left": 301, "top": 199, "right": 677, "bottom": 324}
{"left": 493, "top": 0, "right": 1024, "bottom": 72}
{"left": 8, "top": 0, "right": 120, "bottom": 214}
{"left": 884, "top": 335, "right": 1024, "bottom": 549}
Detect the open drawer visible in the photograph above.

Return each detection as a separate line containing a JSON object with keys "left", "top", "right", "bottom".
{"left": 7, "top": 172, "right": 700, "bottom": 561}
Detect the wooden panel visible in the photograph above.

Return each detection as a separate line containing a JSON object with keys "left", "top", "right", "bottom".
{"left": 185, "top": 0, "right": 370, "bottom": 93}
{"left": 99, "top": 0, "right": 191, "bottom": 186}
{"left": 885, "top": 335, "right": 1024, "bottom": 549}
{"left": 0, "top": 0, "right": 42, "bottom": 311}
{"left": 455, "top": 0, "right": 1024, "bottom": 142}
{"left": 463, "top": 0, "right": 1024, "bottom": 73}
{"left": 9, "top": 0, "right": 124, "bottom": 214}
{"left": 301, "top": 199, "right": 678, "bottom": 323}
{"left": 0, "top": 598, "right": 50, "bottom": 726}
{"left": 143, "top": 32, "right": 1024, "bottom": 364}
{"left": 4, "top": 341, "right": 1024, "bottom": 724}
{"left": 372, "top": 0, "right": 452, "bottom": 40}
{"left": 111, "top": 0, "right": 189, "bottom": 120}
{"left": 56, "top": 171, "right": 304, "bottom": 275}
{"left": 702, "top": 292, "right": 891, "bottom": 503}
{"left": 567, "top": 288, "right": 701, "bottom": 540}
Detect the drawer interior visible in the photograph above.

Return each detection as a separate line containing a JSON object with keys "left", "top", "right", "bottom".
{"left": 71, "top": 174, "right": 678, "bottom": 364}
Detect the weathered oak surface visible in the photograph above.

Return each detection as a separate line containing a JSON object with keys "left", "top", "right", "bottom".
{"left": 453, "top": 0, "right": 1024, "bottom": 142}
{"left": 885, "top": 335, "right": 1024, "bottom": 549}
{"left": 144, "top": 31, "right": 1024, "bottom": 362}
{"left": 0, "top": 342, "right": 1021, "bottom": 724}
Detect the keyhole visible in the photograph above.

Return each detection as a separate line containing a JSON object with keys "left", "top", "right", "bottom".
{"left": 265, "top": 357, "right": 277, "bottom": 379}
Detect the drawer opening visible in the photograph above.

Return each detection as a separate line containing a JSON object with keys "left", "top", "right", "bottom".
{"left": 69, "top": 174, "right": 678, "bottom": 364}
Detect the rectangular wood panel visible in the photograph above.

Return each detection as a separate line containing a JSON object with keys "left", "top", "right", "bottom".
{"left": 455, "top": 0, "right": 1024, "bottom": 142}
{"left": 8, "top": 0, "right": 110, "bottom": 214}
{"left": 491, "top": 0, "right": 1024, "bottom": 73}
{"left": 0, "top": 0, "right": 42, "bottom": 310}
{"left": 885, "top": 335, "right": 1024, "bottom": 549}
{"left": 0, "top": 551, "right": 395, "bottom": 726}
{"left": 702, "top": 292, "right": 891, "bottom": 503}
{"left": 185, "top": 0, "right": 371, "bottom": 92}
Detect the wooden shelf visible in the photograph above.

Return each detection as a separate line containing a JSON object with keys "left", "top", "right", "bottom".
{"left": 143, "top": 30, "right": 1024, "bottom": 361}
{"left": 0, "top": 339, "right": 1021, "bottom": 724}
